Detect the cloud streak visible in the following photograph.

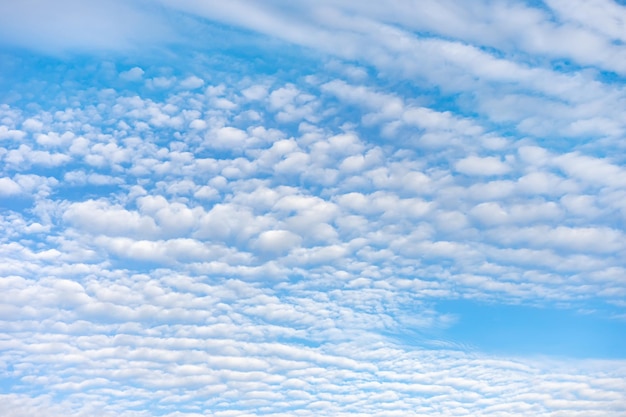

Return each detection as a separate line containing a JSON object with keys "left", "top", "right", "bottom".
{"left": 0, "top": 0, "right": 174, "bottom": 53}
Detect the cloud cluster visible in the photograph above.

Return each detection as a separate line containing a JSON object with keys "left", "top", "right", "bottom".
{"left": 2, "top": 68, "right": 625, "bottom": 305}
{"left": 0, "top": 56, "right": 625, "bottom": 414}
{"left": 2, "top": 271, "right": 626, "bottom": 417}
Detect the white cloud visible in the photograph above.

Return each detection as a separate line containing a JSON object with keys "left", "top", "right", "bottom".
{"left": 0, "top": 125, "right": 26, "bottom": 141}
{"left": 555, "top": 152, "right": 626, "bottom": 189}
{"left": 207, "top": 126, "right": 249, "bottom": 149}
{"left": 252, "top": 230, "right": 302, "bottom": 255}
{"left": 119, "top": 66, "right": 144, "bottom": 82}
{"left": 560, "top": 194, "right": 602, "bottom": 218}
{"left": 546, "top": 0, "right": 626, "bottom": 43}
{"left": 0, "top": 177, "right": 22, "bottom": 196}
{"left": 179, "top": 76, "right": 205, "bottom": 90}
{"left": 63, "top": 171, "right": 123, "bottom": 186}
{"left": 456, "top": 155, "right": 511, "bottom": 176}
{"left": 35, "top": 132, "right": 75, "bottom": 148}
{"left": 267, "top": 84, "right": 319, "bottom": 123}
{"left": 148, "top": 76, "right": 177, "bottom": 89}
{"left": 21, "top": 118, "right": 43, "bottom": 132}
{"left": 14, "top": 174, "right": 59, "bottom": 197}
{"left": 242, "top": 84, "right": 269, "bottom": 101}
{"left": 63, "top": 199, "right": 160, "bottom": 239}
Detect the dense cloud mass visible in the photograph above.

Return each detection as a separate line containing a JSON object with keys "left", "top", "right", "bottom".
{"left": 1, "top": 1, "right": 626, "bottom": 416}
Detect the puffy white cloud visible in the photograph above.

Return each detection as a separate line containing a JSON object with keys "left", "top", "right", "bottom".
{"left": 267, "top": 84, "right": 319, "bottom": 123}
{"left": 0, "top": 125, "right": 26, "bottom": 141}
{"left": 456, "top": 155, "right": 512, "bottom": 176}
{"left": 252, "top": 230, "right": 302, "bottom": 256}
{"left": 242, "top": 84, "right": 269, "bottom": 101}
{"left": 63, "top": 199, "right": 160, "bottom": 239}
{"left": 207, "top": 126, "right": 249, "bottom": 149}
{"left": 21, "top": 118, "right": 44, "bottom": 132}
{"left": 63, "top": 171, "right": 123, "bottom": 186}
{"left": 179, "top": 76, "right": 205, "bottom": 90}
{"left": 119, "top": 66, "right": 144, "bottom": 82}
{"left": 554, "top": 152, "right": 626, "bottom": 189}
{"left": 4, "top": 145, "right": 72, "bottom": 168}
{"left": 0, "top": 177, "right": 22, "bottom": 196}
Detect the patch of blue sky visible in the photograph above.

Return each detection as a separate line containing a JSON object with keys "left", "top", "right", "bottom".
{"left": 0, "top": 368, "right": 21, "bottom": 395}
{"left": 435, "top": 299, "right": 626, "bottom": 359}
{"left": 0, "top": 195, "right": 33, "bottom": 212}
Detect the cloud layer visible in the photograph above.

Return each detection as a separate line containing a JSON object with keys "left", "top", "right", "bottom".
{"left": 1, "top": 1, "right": 626, "bottom": 416}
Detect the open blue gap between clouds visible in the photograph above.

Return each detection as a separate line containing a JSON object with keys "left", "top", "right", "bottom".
{"left": 434, "top": 299, "right": 626, "bottom": 359}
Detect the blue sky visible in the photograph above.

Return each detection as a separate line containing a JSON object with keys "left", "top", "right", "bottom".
{"left": 1, "top": 1, "right": 626, "bottom": 416}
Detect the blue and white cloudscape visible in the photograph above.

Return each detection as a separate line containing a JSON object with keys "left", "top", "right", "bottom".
{"left": 1, "top": 1, "right": 626, "bottom": 416}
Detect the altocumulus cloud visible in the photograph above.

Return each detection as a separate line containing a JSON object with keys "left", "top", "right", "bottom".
{"left": 1, "top": 1, "right": 626, "bottom": 416}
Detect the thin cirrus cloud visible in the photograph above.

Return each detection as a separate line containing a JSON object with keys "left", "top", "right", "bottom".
{"left": 1, "top": 1, "right": 626, "bottom": 417}
{"left": 0, "top": 0, "right": 174, "bottom": 53}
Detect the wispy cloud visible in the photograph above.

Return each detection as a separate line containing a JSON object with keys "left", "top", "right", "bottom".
{"left": 0, "top": 0, "right": 175, "bottom": 53}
